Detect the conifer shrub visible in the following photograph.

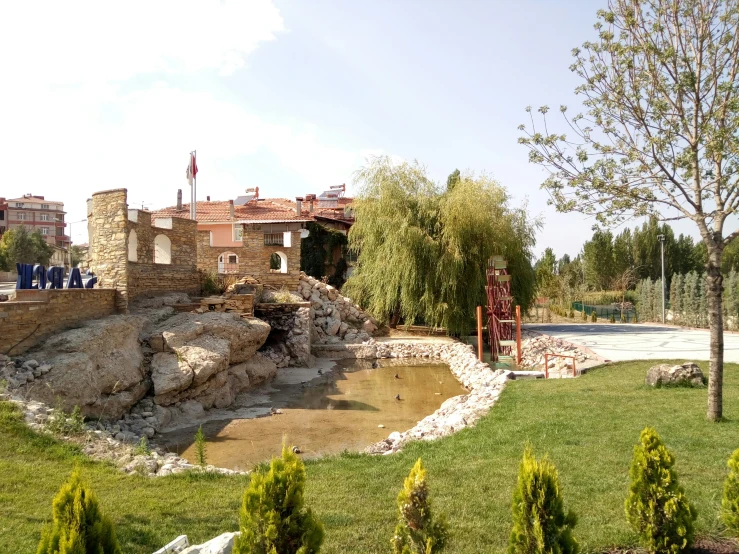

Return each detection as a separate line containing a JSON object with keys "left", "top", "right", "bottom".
{"left": 508, "top": 447, "right": 578, "bottom": 554}
{"left": 391, "top": 458, "right": 448, "bottom": 554}
{"left": 234, "top": 445, "right": 324, "bottom": 554}
{"left": 590, "top": 311, "right": 597, "bottom": 323}
{"left": 610, "top": 314, "right": 616, "bottom": 323}
{"left": 581, "top": 310, "right": 587, "bottom": 320}
{"left": 37, "top": 470, "right": 121, "bottom": 554}
{"left": 568, "top": 310, "right": 575, "bottom": 318}
{"left": 194, "top": 425, "right": 207, "bottom": 467}
{"left": 722, "top": 448, "right": 739, "bottom": 537}
{"left": 625, "top": 427, "right": 696, "bottom": 554}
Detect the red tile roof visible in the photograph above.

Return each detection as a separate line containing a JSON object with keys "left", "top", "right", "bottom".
{"left": 150, "top": 199, "right": 315, "bottom": 224}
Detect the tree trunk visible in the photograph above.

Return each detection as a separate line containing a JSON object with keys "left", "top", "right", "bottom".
{"left": 389, "top": 307, "right": 401, "bottom": 329}
{"left": 706, "top": 249, "right": 724, "bottom": 422}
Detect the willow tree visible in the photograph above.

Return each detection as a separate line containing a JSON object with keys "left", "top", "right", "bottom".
{"left": 343, "top": 156, "right": 537, "bottom": 336}
{"left": 519, "top": 0, "right": 739, "bottom": 421}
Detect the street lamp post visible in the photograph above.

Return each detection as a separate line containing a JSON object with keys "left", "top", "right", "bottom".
{"left": 658, "top": 234, "right": 666, "bottom": 323}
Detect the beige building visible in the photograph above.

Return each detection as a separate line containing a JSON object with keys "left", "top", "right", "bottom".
{"left": 0, "top": 194, "right": 70, "bottom": 249}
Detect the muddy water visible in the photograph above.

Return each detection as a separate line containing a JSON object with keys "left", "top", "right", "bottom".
{"left": 161, "top": 360, "right": 466, "bottom": 471}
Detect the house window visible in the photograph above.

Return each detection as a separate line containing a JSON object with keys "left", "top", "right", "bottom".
{"left": 17, "top": 212, "right": 25, "bottom": 220}
{"left": 269, "top": 251, "right": 288, "bottom": 274}
{"left": 15, "top": 202, "right": 24, "bottom": 208}
{"left": 40, "top": 213, "right": 49, "bottom": 221}
{"left": 40, "top": 227, "right": 49, "bottom": 235}
{"left": 154, "top": 234, "right": 171, "bottom": 264}
{"left": 233, "top": 225, "right": 243, "bottom": 242}
{"left": 218, "top": 252, "right": 239, "bottom": 274}
{"left": 264, "top": 233, "right": 283, "bottom": 246}
{"left": 41, "top": 204, "right": 49, "bottom": 210}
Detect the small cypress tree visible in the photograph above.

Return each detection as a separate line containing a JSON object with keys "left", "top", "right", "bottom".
{"left": 392, "top": 458, "right": 448, "bottom": 554}
{"left": 194, "top": 425, "right": 207, "bottom": 467}
{"left": 722, "top": 448, "right": 739, "bottom": 537}
{"left": 625, "top": 427, "right": 696, "bottom": 554}
{"left": 581, "top": 309, "right": 587, "bottom": 321}
{"left": 234, "top": 445, "right": 324, "bottom": 554}
{"left": 508, "top": 447, "right": 578, "bottom": 554}
{"left": 590, "top": 311, "right": 597, "bottom": 323}
{"left": 610, "top": 313, "right": 616, "bottom": 323}
{"left": 37, "top": 470, "right": 121, "bottom": 554}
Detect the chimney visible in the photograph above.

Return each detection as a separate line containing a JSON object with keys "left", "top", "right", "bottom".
{"left": 207, "top": 195, "right": 211, "bottom": 201}
{"left": 229, "top": 199, "right": 234, "bottom": 218}
{"left": 177, "top": 189, "right": 182, "bottom": 211}
{"left": 295, "top": 197, "right": 303, "bottom": 215}
{"left": 307, "top": 194, "right": 315, "bottom": 213}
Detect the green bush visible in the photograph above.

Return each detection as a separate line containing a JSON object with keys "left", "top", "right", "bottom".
{"left": 509, "top": 447, "right": 577, "bottom": 554}
{"left": 234, "top": 445, "right": 324, "bottom": 554}
{"left": 609, "top": 314, "right": 616, "bottom": 323}
{"left": 590, "top": 311, "right": 597, "bottom": 323}
{"left": 200, "top": 270, "right": 222, "bottom": 296}
{"left": 568, "top": 310, "right": 575, "bottom": 318}
{"left": 625, "top": 427, "right": 696, "bottom": 554}
{"left": 722, "top": 448, "right": 739, "bottom": 537}
{"left": 391, "top": 458, "right": 448, "bottom": 554}
{"left": 581, "top": 310, "right": 587, "bottom": 321}
{"left": 37, "top": 470, "right": 121, "bottom": 554}
{"left": 46, "top": 404, "right": 86, "bottom": 436}
{"left": 134, "top": 436, "right": 151, "bottom": 456}
{"left": 194, "top": 425, "right": 207, "bottom": 467}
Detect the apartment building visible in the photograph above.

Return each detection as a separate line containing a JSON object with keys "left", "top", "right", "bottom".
{"left": 0, "top": 194, "right": 70, "bottom": 249}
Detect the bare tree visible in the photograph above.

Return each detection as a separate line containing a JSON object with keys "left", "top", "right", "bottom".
{"left": 519, "top": 0, "right": 739, "bottom": 421}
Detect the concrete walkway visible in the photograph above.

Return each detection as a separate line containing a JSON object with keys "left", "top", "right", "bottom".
{"left": 524, "top": 323, "right": 739, "bottom": 363}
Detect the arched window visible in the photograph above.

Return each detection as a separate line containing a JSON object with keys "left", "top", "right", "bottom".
{"left": 128, "top": 229, "right": 138, "bottom": 262}
{"left": 154, "top": 234, "right": 171, "bottom": 264}
{"left": 218, "top": 252, "right": 239, "bottom": 274}
{"left": 270, "top": 251, "right": 288, "bottom": 274}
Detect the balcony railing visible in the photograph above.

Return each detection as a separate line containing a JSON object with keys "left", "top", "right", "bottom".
{"left": 218, "top": 262, "right": 240, "bottom": 274}
{"left": 263, "top": 233, "right": 284, "bottom": 246}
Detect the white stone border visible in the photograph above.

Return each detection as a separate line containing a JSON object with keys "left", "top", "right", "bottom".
{"left": 365, "top": 339, "right": 511, "bottom": 454}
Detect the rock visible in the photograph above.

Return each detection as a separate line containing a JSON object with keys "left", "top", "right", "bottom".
{"left": 174, "top": 335, "right": 231, "bottom": 387}
{"left": 23, "top": 315, "right": 148, "bottom": 419}
{"left": 151, "top": 353, "right": 194, "bottom": 396}
{"left": 646, "top": 362, "right": 705, "bottom": 387}
{"left": 179, "top": 400, "right": 205, "bottom": 418}
{"left": 148, "top": 312, "right": 271, "bottom": 364}
{"left": 23, "top": 360, "right": 39, "bottom": 370}
{"left": 362, "top": 320, "right": 378, "bottom": 334}
{"left": 325, "top": 317, "right": 341, "bottom": 336}
{"left": 239, "top": 353, "right": 277, "bottom": 386}
{"left": 182, "top": 532, "right": 240, "bottom": 554}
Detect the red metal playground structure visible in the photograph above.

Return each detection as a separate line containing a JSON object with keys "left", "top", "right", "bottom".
{"left": 486, "top": 255, "right": 517, "bottom": 363}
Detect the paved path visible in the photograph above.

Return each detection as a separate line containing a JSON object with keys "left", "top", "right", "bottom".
{"left": 525, "top": 323, "right": 739, "bottom": 363}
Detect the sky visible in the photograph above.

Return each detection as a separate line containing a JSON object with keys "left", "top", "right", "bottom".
{"left": 0, "top": 0, "right": 704, "bottom": 259}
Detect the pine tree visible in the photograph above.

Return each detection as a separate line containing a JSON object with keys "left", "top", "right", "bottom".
{"left": 234, "top": 445, "right": 324, "bottom": 554}
{"left": 37, "top": 470, "right": 121, "bottom": 554}
{"left": 392, "top": 458, "right": 448, "bottom": 554}
{"left": 722, "top": 448, "right": 739, "bottom": 537}
{"left": 508, "top": 447, "right": 578, "bottom": 554}
{"left": 625, "top": 428, "right": 696, "bottom": 554}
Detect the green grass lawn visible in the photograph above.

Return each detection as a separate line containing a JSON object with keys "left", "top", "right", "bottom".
{"left": 1, "top": 360, "right": 737, "bottom": 553}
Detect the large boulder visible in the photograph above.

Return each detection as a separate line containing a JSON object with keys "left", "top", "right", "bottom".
{"left": 23, "top": 315, "right": 148, "bottom": 419}
{"left": 646, "top": 362, "right": 705, "bottom": 387}
{"left": 146, "top": 313, "right": 271, "bottom": 408}
{"left": 148, "top": 312, "right": 270, "bottom": 363}
{"left": 231, "top": 353, "right": 277, "bottom": 387}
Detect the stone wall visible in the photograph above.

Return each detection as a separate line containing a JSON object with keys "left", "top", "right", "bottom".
{"left": 297, "top": 273, "right": 379, "bottom": 343}
{"left": 0, "top": 288, "right": 116, "bottom": 355}
{"left": 0, "top": 271, "right": 17, "bottom": 283}
{"left": 88, "top": 189, "right": 199, "bottom": 309}
{"left": 242, "top": 228, "right": 302, "bottom": 289}
{"left": 255, "top": 302, "right": 312, "bottom": 367}
{"left": 196, "top": 230, "right": 251, "bottom": 276}
{"left": 89, "top": 189, "right": 129, "bottom": 311}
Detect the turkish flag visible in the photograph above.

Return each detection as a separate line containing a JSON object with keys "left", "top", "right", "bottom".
{"left": 190, "top": 152, "right": 198, "bottom": 178}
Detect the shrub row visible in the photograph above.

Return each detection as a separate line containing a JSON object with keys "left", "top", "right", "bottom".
{"left": 37, "top": 433, "right": 739, "bottom": 554}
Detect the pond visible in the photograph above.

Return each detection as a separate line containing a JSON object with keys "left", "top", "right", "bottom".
{"left": 159, "top": 359, "right": 466, "bottom": 471}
